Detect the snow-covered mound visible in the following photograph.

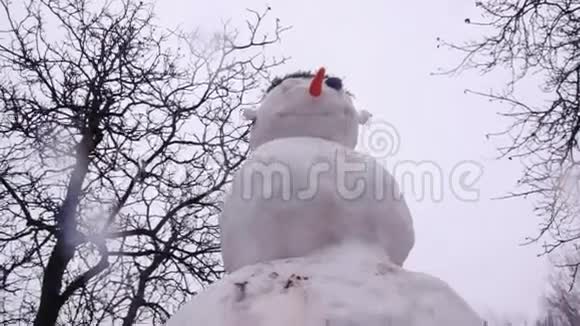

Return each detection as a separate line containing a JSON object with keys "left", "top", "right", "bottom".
{"left": 166, "top": 241, "right": 483, "bottom": 326}
{"left": 220, "top": 137, "right": 415, "bottom": 272}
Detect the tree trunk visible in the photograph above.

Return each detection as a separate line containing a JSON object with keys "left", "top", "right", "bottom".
{"left": 33, "top": 239, "right": 75, "bottom": 326}
{"left": 33, "top": 134, "right": 94, "bottom": 326}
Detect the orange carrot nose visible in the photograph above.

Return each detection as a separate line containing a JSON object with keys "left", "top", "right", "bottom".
{"left": 309, "top": 67, "right": 326, "bottom": 97}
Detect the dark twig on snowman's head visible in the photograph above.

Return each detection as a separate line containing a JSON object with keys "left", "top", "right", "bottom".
{"left": 266, "top": 68, "right": 354, "bottom": 98}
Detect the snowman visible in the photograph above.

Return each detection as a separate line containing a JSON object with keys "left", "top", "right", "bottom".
{"left": 220, "top": 67, "right": 415, "bottom": 272}
{"left": 166, "top": 68, "right": 483, "bottom": 326}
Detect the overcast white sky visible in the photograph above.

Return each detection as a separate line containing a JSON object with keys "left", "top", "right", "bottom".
{"left": 155, "top": 0, "right": 549, "bottom": 320}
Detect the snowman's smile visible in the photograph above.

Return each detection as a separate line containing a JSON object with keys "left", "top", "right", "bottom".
{"left": 277, "top": 112, "right": 335, "bottom": 117}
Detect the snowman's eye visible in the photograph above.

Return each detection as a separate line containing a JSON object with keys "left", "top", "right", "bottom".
{"left": 325, "top": 77, "right": 343, "bottom": 91}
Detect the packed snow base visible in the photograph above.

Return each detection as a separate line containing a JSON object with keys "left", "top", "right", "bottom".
{"left": 166, "top": 68, "right": 482, "bottom": 325}
{"left": 166, "top": 242, "right": 483, "bottom": 326}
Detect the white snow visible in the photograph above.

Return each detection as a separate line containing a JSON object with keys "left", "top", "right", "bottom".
{"left": 166, "top": 241, "right": 483, "bottom": 326}
{"left": 220, "top": 137, "right": 415, "bottom": 272}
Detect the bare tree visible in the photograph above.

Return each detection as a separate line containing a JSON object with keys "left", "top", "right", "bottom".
{"left": 0, "top": 0, "right": 287, "bottom": 324}
{"left": 537, "top": 255, "right": 580, "bottom": 326}
{"left": 439, "top": 1, "right": 580, "bottom": 283}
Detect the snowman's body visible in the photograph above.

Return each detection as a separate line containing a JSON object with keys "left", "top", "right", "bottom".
{"left": 220, "top": 137, "right": 414, "bottom": 272}
{"left": 165, "top": 68, "right": 482, "bottom": 325}
{"left": 220, "top": 69, "right": 414, "bottom": 273}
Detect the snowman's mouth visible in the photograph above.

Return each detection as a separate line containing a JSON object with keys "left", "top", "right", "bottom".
{"left": 277, "top": 112, "right": 340, "bottom": 118}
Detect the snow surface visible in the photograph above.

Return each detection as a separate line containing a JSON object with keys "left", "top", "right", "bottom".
{"left": 166, "top": 241, "right": 483, "bottom": 326}
{"left": 220, "top": 137, "right": 415, "bottom": 272}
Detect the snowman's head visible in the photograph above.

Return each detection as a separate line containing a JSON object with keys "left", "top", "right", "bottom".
{"left": 244, "top": 68, "right": 371, "bottom": 149}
